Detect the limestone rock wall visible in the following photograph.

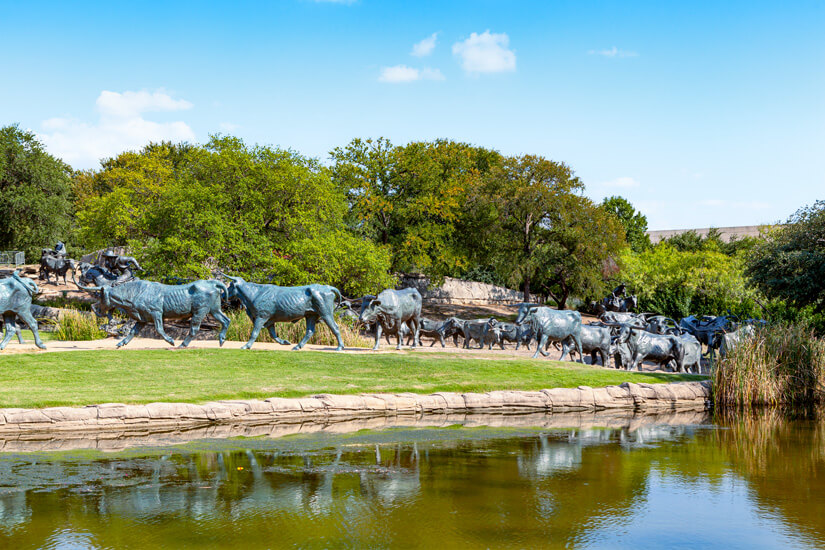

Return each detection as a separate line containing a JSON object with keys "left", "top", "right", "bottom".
{"left": 399, "top": 274, "right": 525, "bottom": 305}
{"left": 0, "top": 381, "right": 711, "bottom": 434}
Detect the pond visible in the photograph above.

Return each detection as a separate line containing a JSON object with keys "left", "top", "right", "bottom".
{"left": 0, "top": 410, "right": 823, "bottom": 549}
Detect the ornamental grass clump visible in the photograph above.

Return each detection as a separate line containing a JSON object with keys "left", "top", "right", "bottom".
{"left": 55, "top": 309, "right": 107, "bottom": 341}
{"left": 713, "top": 323, "right": 825, "bottom": 407}
{"left": 225, "top": 309, "right": 371, "bottom": 348}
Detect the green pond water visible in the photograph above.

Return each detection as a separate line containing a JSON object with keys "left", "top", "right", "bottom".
{"left": 0, "top": 411, "right": 823, "bottom": 549}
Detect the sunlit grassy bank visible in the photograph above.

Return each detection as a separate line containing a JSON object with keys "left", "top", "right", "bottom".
{"left": 0, "top": 349, "right": 704, "bottom": 409}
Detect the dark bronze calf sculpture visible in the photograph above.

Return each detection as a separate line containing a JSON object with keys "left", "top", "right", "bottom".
{"left": 226, "top": 276, "right": 345, "bottom": 351}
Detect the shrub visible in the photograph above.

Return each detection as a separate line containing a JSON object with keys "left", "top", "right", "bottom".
{"left": 55, "top": 310, "right": 107, "bottom": 341}
{"left": 224, "top": 309, "right": 371, "bottom": 348}
{"left": 713, "top": 323, "right": 825, "bottom": 407}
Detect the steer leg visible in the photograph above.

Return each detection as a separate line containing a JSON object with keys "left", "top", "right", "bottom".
{"left": 0, "top": 314, "right": 16, "bottom": 350}
{"left": 294, "top": 316, "right": 317, "bottom": 350}
{"left": 211, "top": 308, "right": 231, "bottom": 347}
{"left": 117, "top": 322, "right": 144, "bottom": 348}
{"left": 265, "top": 321, "right": 291, "bottom": 346}
{"left": 318, "top": 312, "right": 345, "bottom": 351}
{"left": 16, "top": 308, "right": 46, "bottom": 350}
{"left": 179, "top": 311, "right": 206, "bottom": 348}
{"left": 535, "top": 334, "right": 550, "bottom": 358}
{"left": 243, "top": 317, "right": 267, "bottom": 349}
{"left": 373, "top": 324, "right": 383, "bottom": 351}
{"left": 152, "top": 315, "right": 175, "bottom": 346}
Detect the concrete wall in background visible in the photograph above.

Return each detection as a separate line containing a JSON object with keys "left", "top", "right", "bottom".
{"left": 646, "top": 225, "right": 774, "bottom": 244}
{"left": 399, "top": 274, "right": 524, "bottom": 305}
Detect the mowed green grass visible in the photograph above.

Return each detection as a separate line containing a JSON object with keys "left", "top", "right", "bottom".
{"left": 0, "top": 349, "right": 706, "bottom": 409}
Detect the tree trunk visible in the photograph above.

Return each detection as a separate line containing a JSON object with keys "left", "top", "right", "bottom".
{"left": 523, "top": 278, "right": 531, "bottom": 303}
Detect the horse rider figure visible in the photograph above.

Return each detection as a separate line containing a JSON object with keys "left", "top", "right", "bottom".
{"left": 610, "top": 283, "right": 627, "bottom": 310}
{"left": 101, "top": 249, "right": 143, "bottom": 285}
{"left": 53, "top": 241, "right": 66, "bottom": 258}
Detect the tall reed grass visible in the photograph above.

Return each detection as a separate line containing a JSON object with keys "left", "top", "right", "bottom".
{"left": 713, "top": 323, "right": 825, "bottom": 407}
{"left": 55, "top": 309, "right": 108, "bottom": 341}
{"left": 224, "top": 309, "right": 372, "bottom": 348}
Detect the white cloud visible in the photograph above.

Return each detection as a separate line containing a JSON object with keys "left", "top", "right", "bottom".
{"left": 411, "top": 32, "right": 438, "bottom": 57}
{"left": 601, "top": 176, "right": 640, "bottom": 188}
{"left": 378, "top": 65, "right": 445, "bottom": 83}
{"left": 38, "top": 90, "right": 196, "bottom": 169}
{"left": 96, "top": 90, "right": 192, "bottom": 118}
{"left": 452, "top": 31, "right": 516, "bottom": 74}
{"left": 588, "top": 46, "right": 638, "bottom": 58}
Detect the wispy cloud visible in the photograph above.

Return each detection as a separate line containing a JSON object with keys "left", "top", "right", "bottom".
{"left": 38, "top": 89, "right": 195, "bottom": 169}
{"left": 601, "top": 176, "right": 640, "bottom": 188}
{"left": 378, "top": 65, "right": 444, "bottom": 83}
{"left": 588, "top": 46, "right": 638, "bottom": 58}
{"left": 219, "top": 122, "right": 240, "bottom": 132}
{"left": 411, "top": 32, "right": 438, "bottom": 57}
{"left": 452, "top": 30, "right": 516, "bottom": 74}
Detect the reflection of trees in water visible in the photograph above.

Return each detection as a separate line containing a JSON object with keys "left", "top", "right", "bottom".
{"left": 0, "top": 417, "right": 823, "bottom": 548}
{"left": 712, "top": 409, "right": 825, "bottom": 547}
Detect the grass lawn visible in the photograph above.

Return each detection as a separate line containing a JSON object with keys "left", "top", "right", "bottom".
{"left": 0, "top": 349, "right": 706, "bottom": 409}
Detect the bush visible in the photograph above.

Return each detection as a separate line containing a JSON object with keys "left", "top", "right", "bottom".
{"left": 713, "top": 323, "right": 825, "bottom": 407}
{"left": 224, "top": 309, "right": 371, "bottom": 348}
{"left": 55, "top": 310, "right": 107, "bottom": 341}
{"left": 620, "top": 244, "right": 762, "bottom": 319}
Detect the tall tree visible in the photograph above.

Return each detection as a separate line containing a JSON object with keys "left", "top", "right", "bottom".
{"left": 0, "top": 124, "right": 74, "bottom": 260}
{"left": 747, "top": 201, "right": 825, "bottom": 312}
{"left": 330, "top": 137, "right": 500, "bottom": 280}
{"left": 536, "top": 196, "right": 626, "bottom": 309}
{"left": 600, "top": 195, "right": 650, "bottom": 252}
{"left": 75, "top": 137, "right": 394, "bottom": 296}
{"left": 472, "top": 155, "right": 583, "bottom": 302}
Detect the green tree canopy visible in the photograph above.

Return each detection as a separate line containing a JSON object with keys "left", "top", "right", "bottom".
{"left": 747, "top": 201, "right": 825, "bottom": 313}
{"left": 0, "top": 124, "right": 74, "bottom": 260}
{"left": 600, "top": 196, "right": 650, "bottom": 252}
{"left": 330, "top": 137, "right": 500, "bottom": 281}
{"left": 467, "top": 155, "right": 625, "bottom": 306}
{"left": 75, "top": 137, "right": 394, "bottom": 296}
{"left": 620, "top": 244, "right": 762, "bottom": 319}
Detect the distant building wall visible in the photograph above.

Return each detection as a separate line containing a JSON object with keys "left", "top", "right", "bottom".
{"left": 646, "top": 225, "right": 773, "bottom": 244}
{"left": 398, "top": 274, "right": 524, "bottom": 305}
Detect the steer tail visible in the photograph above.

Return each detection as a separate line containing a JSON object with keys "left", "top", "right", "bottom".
{"left": 330, "top": 286, "right": 344, "bottom": 309}
{"left": 213, "top": 280, "right": 229, "bottom": 300}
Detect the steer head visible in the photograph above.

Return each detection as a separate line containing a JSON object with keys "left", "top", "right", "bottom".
{"left": 359, "top": 300, "right": 380, "bottom": 325}
{"left": 223, "top": 275, "right": 246, "bottom": 300}
{"left": 513, "top": 303, "right": 541, "bottom": 326}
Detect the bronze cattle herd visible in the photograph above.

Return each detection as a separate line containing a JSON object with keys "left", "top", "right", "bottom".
{"left": 0, "top": 247, "right": 760, "bottom": 373}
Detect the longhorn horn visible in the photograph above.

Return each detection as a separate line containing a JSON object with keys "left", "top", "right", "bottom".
{"left": 72, "top": 271, "right": 103, "bottom": 292}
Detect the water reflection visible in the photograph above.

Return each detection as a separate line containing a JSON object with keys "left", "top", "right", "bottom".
{"left": 0, "top": 411, "right": 823, "bottom": 549}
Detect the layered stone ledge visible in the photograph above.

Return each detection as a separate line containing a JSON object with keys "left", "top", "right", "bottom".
{"left": 0, "top": 381, "right": 711, "bottom": 434}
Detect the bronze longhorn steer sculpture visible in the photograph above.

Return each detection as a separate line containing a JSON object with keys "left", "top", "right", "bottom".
{"left": 514, "top": 303, "right": 583, "bottom": 362}
{"left": 0, "top": 271, "right": 46, "bottom": 350}
{"left": 74, "top": 273, "right": 230, "bottom": 348}
{"left": 358, "top": 288, "right": 422, "bottom": 350}
{"left": 225, "top": 276, "right": 345, "bottom": 351}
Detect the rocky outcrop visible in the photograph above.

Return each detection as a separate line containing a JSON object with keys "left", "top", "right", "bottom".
{"left": 0, "top": 381, "right": 711, "bottom": 434}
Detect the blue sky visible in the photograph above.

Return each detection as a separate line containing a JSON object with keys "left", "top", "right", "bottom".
{"left": 2, "top": 0, "right": 823, "bottom": 230}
